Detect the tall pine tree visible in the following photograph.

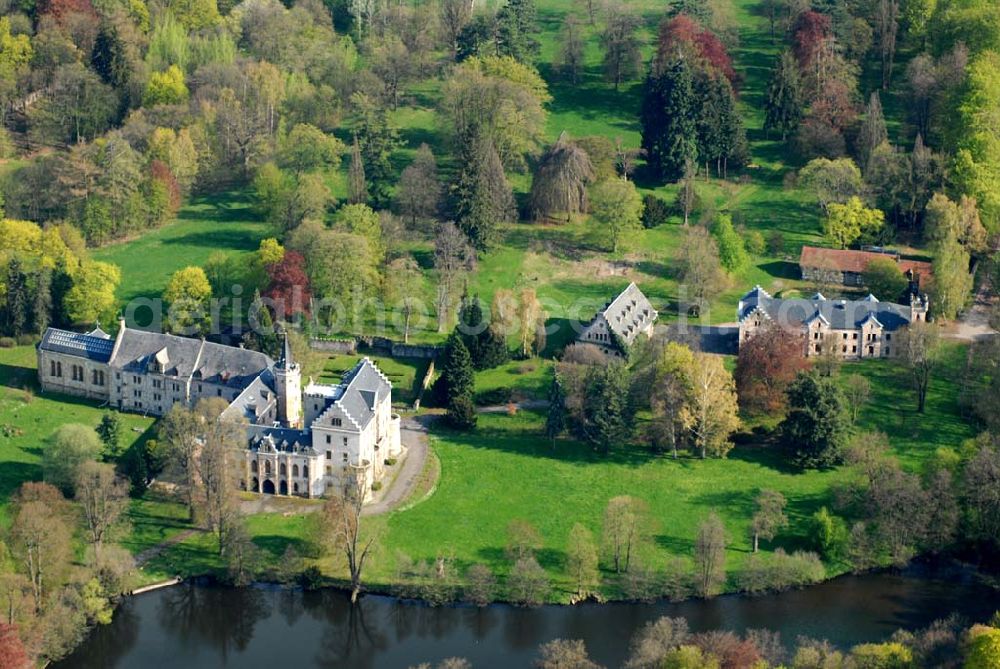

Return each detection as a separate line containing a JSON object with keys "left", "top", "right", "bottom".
{"left": 496, "top": 0, "right": 539, "bottom": 63}
{"left": 763, "top": 51, "right": 804, "bottom": 141}
{"left": 442, "top": 330, "right": 477, "bottom": 429}
{"left": 2, "top": 258, "right": 29, "bottom": 337}
{"left": 641, "top": 57, "right": 698, "bottom": 181}
{"left": 32, "top": 268, "right": 52, "bottom": 335}
{"left": 453, "top": 128, "right": 515, "bottom": 251}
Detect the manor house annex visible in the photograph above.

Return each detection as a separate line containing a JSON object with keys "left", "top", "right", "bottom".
{"left": 36, "top": 322, "right": 401, "bottom": 499}
{"left": 737, "top": 286, "right": 929, "bottom": 359}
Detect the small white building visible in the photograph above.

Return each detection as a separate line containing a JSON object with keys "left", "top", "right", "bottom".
{"left": 37, "top": 323, "right": 401, "bottom": 499}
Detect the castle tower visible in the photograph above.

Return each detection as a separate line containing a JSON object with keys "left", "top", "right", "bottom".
{"left": 274, "top": 334, "right": 302, "bottom": 428}
{"left": 910, "top": 292, "right": 929, "bottom": 323}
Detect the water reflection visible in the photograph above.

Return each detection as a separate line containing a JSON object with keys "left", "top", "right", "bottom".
{"left": 55, "top": 566, "right": 1000, "bottom": 669}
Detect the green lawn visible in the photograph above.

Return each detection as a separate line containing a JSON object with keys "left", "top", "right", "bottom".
{"left": 93, "top": 190, "right": 272, "bottom": 307}
{"left": 0, "top": 345, "right": 156, "bottom": 519}
{"left": 319, "top": 353, "right": 430, "bottom": 406}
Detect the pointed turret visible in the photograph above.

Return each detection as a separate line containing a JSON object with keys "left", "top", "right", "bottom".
{"left": 274, "top": 330, "right": 302, "bottom": 427}
{"left": 277, "top": 331, "right": 294, "bottom": 370}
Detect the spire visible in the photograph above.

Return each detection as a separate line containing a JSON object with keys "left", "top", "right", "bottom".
{"left": 278, "top": 331, "right": 293, "bottom": 369}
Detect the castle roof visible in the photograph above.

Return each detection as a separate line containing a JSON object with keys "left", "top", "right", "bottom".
{"left": 594, "top": 282, "right": 658, "bottom": 345}
{"left": 110, "top": 327, "right": 272, "bottom": 388}
{"left": 39, "top": 328, "right": 116, "bottom": 362}
{"left": 312, "top": 357, "right": 392, "bottom": 432}
{"left": 737, "top": 286, "right": 914, "bottom": 331}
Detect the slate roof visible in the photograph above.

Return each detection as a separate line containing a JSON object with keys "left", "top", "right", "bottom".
{"left": 737, "top": 286, "right": 914, "bottom": 331}
{"left": 313, "top": 358, "right": 392, "bottom": 432}
{"left": 38, "top": 328, "right": 115, "bottom": 362}
{"left": 247, "top": 424, "right": 316, "bottom": 454}
{"left": 595, "top": 283, "right": 658, "bottom": 345}
{"left": 222, "top": 370, "right": 277, "bottom": 424}
{"left": 110, "top": 328, "right": 273, "bottom": 388}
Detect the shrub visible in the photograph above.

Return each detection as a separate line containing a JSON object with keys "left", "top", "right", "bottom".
{"left": 766, "top": 230, "right": 785, "bottom": 256}
{"left": 384, "top": 457, "right": 397, "bottom": 466}
{"left": 0, "top": 337, "right": 15, "bottom": 348}
{"left": 447, "top": 396, "right": 478, "bottom": 429}
{"left": 642, "top": 194, "right": 671, "bottom": 228}
{"left": 371, "top": 481, "right": 383, "bottom": 492}
{"left": 16, "top": 334, "right": 36, "bottom": 346}
{"left": 744, "top": 230, "right": 766, "bottom": 256}
{"left": 299, "top": 566, "right": 324, "bottom": 590}
{"left": 738, "top": 549, "right": 825, "bottom": 594}
{"left": 475, "top": 387, "right": 512, "bottom": 406}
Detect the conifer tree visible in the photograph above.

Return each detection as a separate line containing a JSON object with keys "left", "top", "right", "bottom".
{"left": 442, "top": 331, "right": 476, "bottom": 428}
{"left": 546, "top": 375, "right": 566, "bottom": 446}
{"left": 857, "top": 92, "right": 888, "bottom": 171}
{"left": 2, "top": 258, "right": 29, "bottom": 337}
{"left": 763, "top": 51, "right": 804, "bottom": 141}
{"left": 496, "top": 0, "right": 539, "bottom": 63}
{"left": 32, "top": 268, "right": 52, "bottom": 335}
{"left": 453, "top": 130, "right": 515, "bottom": 251}
{"left": 641, "top": 58, "right": 698, "bottom": 181}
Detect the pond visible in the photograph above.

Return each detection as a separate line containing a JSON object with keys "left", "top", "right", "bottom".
{"left": 56, "top": 565, "right": 1000, "bottom": 669}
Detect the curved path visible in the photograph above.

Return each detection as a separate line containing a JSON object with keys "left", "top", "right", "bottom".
{"left": 362, "top": 414, "right": 432, "bottom": 516}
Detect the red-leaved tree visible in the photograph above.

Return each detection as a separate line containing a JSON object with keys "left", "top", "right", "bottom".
{"left": 0, "top": 624, "right": 31, "bottom": 669}
{"left": 791, "top": 11, "right": 832, "bottom": 70}
{"left": 264, "top": 250, "right": 311, "bottom": 319}
{"left": 150, "top": 160, "right": 182, "bottom": 215}
{"left": 735, "top": 325, "right": 810, "bottom": 414}
{"left": 655, "top": 14, "right": 737, "bottom": 86}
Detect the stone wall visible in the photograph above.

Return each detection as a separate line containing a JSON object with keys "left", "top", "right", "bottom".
{"left": 308, "top": 336, "right": 443, "bottom": 359}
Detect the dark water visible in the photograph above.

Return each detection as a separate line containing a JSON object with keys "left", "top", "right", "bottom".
{"left": 57, "top": 567, "right": 1000, "bottom": 669}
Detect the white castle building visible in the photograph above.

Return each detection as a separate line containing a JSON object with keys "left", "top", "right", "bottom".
{"left": 37, "top": 322, "right": 401, "bottom": 499}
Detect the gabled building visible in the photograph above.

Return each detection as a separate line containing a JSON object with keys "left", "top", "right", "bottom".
{"left": 574, "top": 282, "right": 658, "bottom": 357}
{"left": 737, "top": 285, "right": 929, "bottom": 359}
{"left": 799, "top": 245, "right": 933, "bottom": 292}
{"left": 37, "top": 323, "right": 401, "bottom": 499}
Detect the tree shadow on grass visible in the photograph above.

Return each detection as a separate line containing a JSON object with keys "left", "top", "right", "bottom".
{"left": 727, "top": 443, "right": 805, "bottom": 476}
{"left": 759, "top": 260, "right": 800, "bottom": 280}
{"left": 0, "top": 461, "right": 42, "bottom": 502}
{"left": 160, "top": 228, "right": 265, "bottom": 253}
{"left": 434, "top": 420, "right": 653, "bottom": 467}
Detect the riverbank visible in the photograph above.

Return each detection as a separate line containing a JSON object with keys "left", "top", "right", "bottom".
{"left": 55, "top": 564, "right": 1000, "bottom": 668}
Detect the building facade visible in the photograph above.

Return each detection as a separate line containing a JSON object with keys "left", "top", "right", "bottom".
{"left": 573, "top": 282, "right": 658, "bottom": 357}
{"left": 37, "top": 323, "right": 401, "bottom": 499}
{"left": 737, "top": 286, "right": 929, "bottom": 360}
{"left": 799, "top": 245, "right": 933, "bottom": 292}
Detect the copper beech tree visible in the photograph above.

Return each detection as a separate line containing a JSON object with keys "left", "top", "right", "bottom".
{"left": 734, "top": 325, "right": 810, "bottom": 414}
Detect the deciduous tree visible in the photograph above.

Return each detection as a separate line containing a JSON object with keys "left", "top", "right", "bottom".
{"left": 566, "top": 523, "right": 599, "bottom": 598}
{"left": 750, "top": 490, "right": 788, "bottom": 553}
{"left": 590, "top": 178, "right": 643, "bottom": 253}
{"left": 602, "top": 495, "right": 651, "bottom": 574}
{"left": 683, "top": 353, "right": 740, "bottom": 459}
{"left": 694, "top": 512, "right": 727, "bottom": 598}
{"left": 75, "top": 461, "right": 130, "bottom": 558}
{"left": 735, "top": 325, "right": 809, "bottom": 414}
{"left": 900, "top": 320, "right": 939, "bottom": 413}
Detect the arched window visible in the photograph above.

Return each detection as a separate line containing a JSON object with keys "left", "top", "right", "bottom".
{"left": 303, "top": 465, "right": 309, "bottom": 478}
{"left": 292, "top": 464, "right": 299, "bottom": 477}
{"left": 251, "top": 461, "right": 258, "bottom": 473}
{"left": 265, "top": 461, "right": 272, "bottom": 475}
{"left": 280, "top": 463, "right": 287, "bottom": 476}
{"left": 293, "top": 482, "right": 299, "bottom": 493}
